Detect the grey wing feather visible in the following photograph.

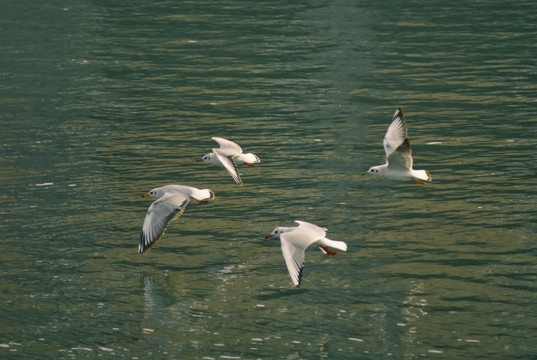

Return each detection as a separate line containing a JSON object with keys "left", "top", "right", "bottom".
{"left": 387, "top": 137, "right": 413, "bottom": 170}
{"left": 139, "top": 194, "right": 189, "bottom": 254}
{"left": 212, "top": 137, "right": 242, "bottom": 154}
{"left": 383, "top": 107, "right": 408, "bottom": 158}
{"left": 213, "top": 148, "right": 243, "bottom": 185}
{"left": 280, "top": 233, "right": 308, "bottom": 287}
{"left": 294, "top": 220, "right": 327, "bottom": 238}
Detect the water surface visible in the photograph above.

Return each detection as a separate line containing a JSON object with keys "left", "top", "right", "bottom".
{"left": 1, "top": 0, "right": 536, "bottom": 359}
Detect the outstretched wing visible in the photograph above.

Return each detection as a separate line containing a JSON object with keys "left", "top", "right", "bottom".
{"left": 294, "top": 220, "right": 327, "bottom": 238}
{"left": 139, "top": 193, "right": 189, "bottom": 254}
{"left": 387, "top": 138, "right": 413, "bottom": 170}
{"left": 213, "top": 148, "right": 243, "bottom": 185}
{"left": 383, "top": 108, "right": 408, "bottom": 158}
{"left": 384, "top": 108, "right": 413, "bottom": 170}
{"left": 280, "top": 232, "right": 308, "bottom": 287}
{"left": 279, "top": 222, "right": 325, "bottom": 287}
{"left": 295, "top": 220, "right": 333, "bottom": 255}
{"left": 212, "top": 137, "right": 242, "bottom": 154}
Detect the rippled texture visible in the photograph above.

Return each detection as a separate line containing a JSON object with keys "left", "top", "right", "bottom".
{"left": 1, "top": 0, "right": 536, "bottom": 358}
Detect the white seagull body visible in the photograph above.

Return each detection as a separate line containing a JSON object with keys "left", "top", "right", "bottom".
{"left": 198, "top": 137, "right": 260, "bottom": 186}
{"left": 363, "top": 107, "right": 431, "bottom": 184}
{"left": 266, "top": 220, "right": 347, "bottom": 287}
{"left": 139, "top": 184, "right": 214, "bottom": 254}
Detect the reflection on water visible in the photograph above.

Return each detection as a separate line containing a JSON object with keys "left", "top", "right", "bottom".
{"left": 1, "top": 0, "right": 536, "bottom": 358}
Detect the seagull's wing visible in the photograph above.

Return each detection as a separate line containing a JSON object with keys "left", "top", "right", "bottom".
{"left": 295, "top": 220, "right": 333, "bottom": 255}
{"left": 387, "top": 138, "right": 413, "bottom": 170}
{"left": 139, "top": 193, "right": 189, "bottom": 254}
{"left": 383, "top": 108, "right": 408, "bottom": 158}
{"left": 384, "top": 108, "right": 413, "bottom": 170}
{"left": 294, "top": 220, "right": 327, "bottom": 238}
{"left": 212, "top": 137, "right": 242, "bottom": 154}
{"left": 280, "top": 223, "right": 322, "bottom": 287}
{"left": 213, "top": 148, "right": 243, "bottom": 185}
{"left": 280, "top": 232, "right": 309, "bottom": 287}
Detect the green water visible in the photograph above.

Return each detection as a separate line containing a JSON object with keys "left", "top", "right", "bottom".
{"left": 1, "top": 0, "right": 536, "bottom": 359}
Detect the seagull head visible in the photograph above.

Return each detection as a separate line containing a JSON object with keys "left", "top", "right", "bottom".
{"left": 363, "top": 166, "right": 381, "bottom": 176}
{"left": 142, "top": 187, "right": 162, "bottom": 198}
{"left": 197, "top": 152, "right": 219, "bottom": 165}
{"left": 265, "top": 226, "right": 292, "bottom": 239}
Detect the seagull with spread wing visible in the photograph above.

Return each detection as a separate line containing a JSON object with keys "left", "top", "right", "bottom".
{"left": 197, "top": 137, "right": 260, "bottom": 186}
{"left": 266, "top": 220, "right": 347, "bottom": 287}
{"left": 363, "top": 107, "right": 431, "bottom": 184}
{"left": 139, "top": 185, "right": 214, "bottom": 254}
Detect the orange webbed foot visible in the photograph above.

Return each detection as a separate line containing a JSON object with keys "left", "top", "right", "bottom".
{"left": 319, "top": 246, "right": 338, "bottom": 256}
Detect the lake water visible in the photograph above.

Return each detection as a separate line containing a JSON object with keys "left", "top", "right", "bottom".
{"left": 1, "top": 0, "right": 536, "bottom": 359}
